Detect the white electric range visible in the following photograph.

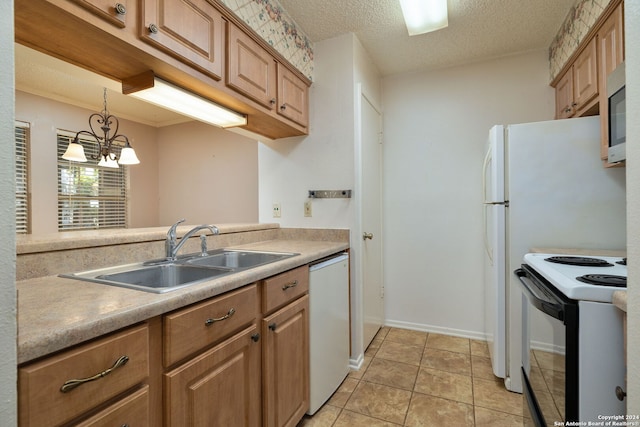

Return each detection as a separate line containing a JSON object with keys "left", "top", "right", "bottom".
{"left": 516, "top": 253, "right": 627, "bottom": 426}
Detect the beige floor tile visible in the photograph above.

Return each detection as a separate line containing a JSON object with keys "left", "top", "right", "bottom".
{"left": 471, "top": 339, "right": 491, "bottom": 358}
{"left": 376, "top": 340, "right": 424, "bottom": 366}
{"left": 471, "top": 355, "right": 496, "bottom": 380}
{"left": 333, "top": 409, "right": 401, "bottom": 427}
{"left": 532, "top": 350, "right": 565, "bottom": 372}
{"left": 327, "top": 377, "right": 360, "bottom": 408}
{"left": 422, "top": 347, "right": 471, "bottom": 375}
{"left": 375, "top": 326, "right": 390, "bottom": 340}
{"left": 531, "top": 389, "right": 563, "bottom": 425}
{"left": 414, "top": 366, "right": 473, "bottom": 404}
{"left": 344, "top": 381, "right": 412, "bottom": 425}
{"left": 297, "top": 404, "right": 341, "bottom": 427}
{"left": 349, "top": 354, "right": 372, "bottom": 379}
{"left": 385, "top": 328, "right": 428, "bottom": 346}
{"left": 473, "top": 377, "right": 523, "bottom": 416}
{"left": 475, "top": 406, "right": 524, "bottom": 427}
{"left": 426, "top": 333, "right": 470, "bottom": 354}
{"left": 405, "top": 393, "right": 474, "bottom": 427}
{"left": 363, "top": 357, "right": 419, "bottom": 390}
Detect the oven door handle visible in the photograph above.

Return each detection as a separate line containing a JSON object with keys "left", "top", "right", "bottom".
{"left": 515, "top": 268, "right": 564, "bottom": 321}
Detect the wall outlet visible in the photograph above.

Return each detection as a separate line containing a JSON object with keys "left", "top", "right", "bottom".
{"left": 304, "top": 200, "right": 312, "bottom": 217}
{"left": 272, "top": 203, "right": 281, "bottom": 218}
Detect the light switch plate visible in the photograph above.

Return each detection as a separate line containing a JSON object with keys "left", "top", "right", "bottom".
{"left": 273, "top": 203, "right": 281, "bottom": 218}
{"left": 304, "top": 201, "right": 312, "bottom": 217}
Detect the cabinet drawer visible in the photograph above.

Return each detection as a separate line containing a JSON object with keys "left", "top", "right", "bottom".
{"left": 262, "top": 266, "right": 309, "bottom": 314}
{"left": 19, "top": 324, "right": 149, "bottom": 427}
{"left": 164, "top": 284, "right": 259, "bottom": 367}
{"left": 75, "top": 385, "right": 149, "bottom": 427}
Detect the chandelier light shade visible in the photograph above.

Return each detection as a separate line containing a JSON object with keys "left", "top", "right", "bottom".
{"left": 123, "top": 71, "right": 247, "bottom": 128}
{"left": 62, "top": 88, "right": 140, "bottom": 167}
{"left": 399, "top": 0, "right": 448, "bottom": 36}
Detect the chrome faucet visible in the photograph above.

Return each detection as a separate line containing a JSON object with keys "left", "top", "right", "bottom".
{"left": 165, "top": 219, "right": 219, "bottom": 261}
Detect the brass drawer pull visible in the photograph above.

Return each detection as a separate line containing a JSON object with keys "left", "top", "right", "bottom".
{"left": 60, "top": 355, "right": 129, "bottom": 393}
{"left": 205, "top": 308, "right": 236, "bottom": 326}
{"left": 114, "top": 3, "right": 126, "bottom": 15}
{"left": 148, "top": 23, "right": 159, "bottom": 34}
{"left": 282, "top": 280, "right": 298, "bottom": 291}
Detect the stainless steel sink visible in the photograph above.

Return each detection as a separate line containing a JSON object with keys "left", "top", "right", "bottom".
{"left": 185, "top": 249, "right": 296, "bottom": 269}
{"left": 60, "top": 249, "right": 298, "bottom": 293}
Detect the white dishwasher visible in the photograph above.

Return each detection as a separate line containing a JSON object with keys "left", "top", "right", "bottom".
{"left": 307, "top": 252, "right": 350, "bottom": 415}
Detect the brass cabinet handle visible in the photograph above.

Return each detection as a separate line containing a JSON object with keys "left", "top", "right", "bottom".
{"left": 363, "top": 232, "right": 374, "bottom": 240}
{"left": 60, "top": 355, "right": 129, "bottom": 393}
{"left": 280, "top": 105, "right": 286, "bottom": 111}
{"left": 282, "top": 280, "right": 298, "bottom": 291}
{"left": 205, "top": 308, "right": 236, "bottom": 326}
{"left": 148, "top": 23, "right": 159, "bottom": 34}
{"left": 114, "top": 3, "right": 126, "bottom": 15}
{"left": 270, "top": 99, "right": 276, "bottom": 105}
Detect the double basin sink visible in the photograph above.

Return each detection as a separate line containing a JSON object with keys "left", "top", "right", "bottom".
{"left": 61, "top": 249, "right": 297, "bottom": 293}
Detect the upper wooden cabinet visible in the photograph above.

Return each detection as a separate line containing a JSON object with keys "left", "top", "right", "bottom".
{"left": 72, "top": 0, "right": 129, "bottom": 27}
{"left": 597, "top": 2, "right": 625, "bottom": 160}
{"left": 227, "top": 23, "right": 310, "bottom": 129}
{"left": 551, "top": 0, "right": 624, "bottom": 166}
{"left": 140, "top": 0, "right": 226, "bottom": 81}
{"left": 227, "top": 22, "right": 278, "bottom": 109}
{"left": 554, "top": 38, "right": 598, "bottom": 119}
{"left": 15, "top": 0, "right": 311, "bottom": 139}
{"left": 277, "top": 62, "right": 309, "bottom": 127}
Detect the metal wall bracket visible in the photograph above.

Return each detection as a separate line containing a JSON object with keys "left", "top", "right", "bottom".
{"left": 308, "top": 190, "right": 352, "bottom": 199}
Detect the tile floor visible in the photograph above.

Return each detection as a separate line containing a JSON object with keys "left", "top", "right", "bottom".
{"left": 298, "top": 327, "right": 524, "bottom": 427}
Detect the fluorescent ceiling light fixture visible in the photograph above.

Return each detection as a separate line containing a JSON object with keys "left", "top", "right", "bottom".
{"left": 399, "top": 0, "right": 448, "bottom": 36}
{"left": 126, "top": 77, "right": 247, "bottom": 128}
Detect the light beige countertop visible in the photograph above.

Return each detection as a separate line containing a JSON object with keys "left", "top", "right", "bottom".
{"left": 612, "top": 290, "right": 627, "bottom": 313}
{"left": 18, "top": 226, "right": 349, "bottom": 364}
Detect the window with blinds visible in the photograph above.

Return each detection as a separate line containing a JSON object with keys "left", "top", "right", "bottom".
{"left": 15, "top": 122, "right": 29, "bottom": 234}
{"left": 57, "top": 131, "right": 128, "bottom": 230}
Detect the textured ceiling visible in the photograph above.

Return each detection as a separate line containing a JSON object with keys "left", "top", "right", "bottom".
{"left": 278, "top": 0, "right": 576, "bottom": 76}
{"left": 15, "top": 0, "right": 576, "bottom": 126}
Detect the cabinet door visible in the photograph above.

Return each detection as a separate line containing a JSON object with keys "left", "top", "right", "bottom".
{"left": 572, "top": 37, "right": 598, "bottom": 114}
{"left": 227, "top": 22, "right": 277, "bottom": 109}
{"left": 276, "top": 63, "right": 309, "bottom": 127}
{"left": 141, "top": 0, "right": 225, "bottom": 80}
{"left": 598, "top": 3, "right": 624, "bottom": 160}
{"left": 263, "top": 295, "right": 309, "bottom": 427}
{"left": 164, "top": 325, "right": 261, "bottom": 427}
{"left": 555, "top": 70, "right": 574, "bottom": 119}
{"left": 73, "top": 0, "right": 129, "bottom": 27}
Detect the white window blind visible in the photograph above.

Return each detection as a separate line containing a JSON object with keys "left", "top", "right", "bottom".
{"left": 57, "top": 131, "right": 128, "bottom": 230}
{"left": 15, "top": 122, "right": 29, "bottom": 234}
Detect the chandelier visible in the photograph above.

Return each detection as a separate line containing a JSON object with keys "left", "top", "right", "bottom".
{"left": 62, "top": 88, "right": 140, "bottom": 168}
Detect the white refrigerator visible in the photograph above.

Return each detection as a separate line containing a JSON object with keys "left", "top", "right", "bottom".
{"left": 482, "top": 116, "right": 626, "bottom": 393}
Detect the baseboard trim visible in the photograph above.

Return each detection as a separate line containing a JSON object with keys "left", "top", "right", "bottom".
{"left": 383, "top": 319, "right": 487, "bottom": 341}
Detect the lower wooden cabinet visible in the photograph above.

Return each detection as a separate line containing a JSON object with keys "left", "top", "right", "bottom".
{"left": 18, "top": 323, "right": 150, "bottom": 426}
{"left": 263, "top": 295, "right": 310, "bottom": 427}
{"left": 164, "top": 325, "right": 262, "bottom": 426}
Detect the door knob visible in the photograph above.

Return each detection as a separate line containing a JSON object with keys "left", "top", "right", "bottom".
{"left": 363, "top": 232, "right": 374, "bottom": 240}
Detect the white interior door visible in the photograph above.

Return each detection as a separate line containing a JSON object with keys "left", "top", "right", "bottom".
{"left": 360, "top": 91, "right": 384, "bottom": 350}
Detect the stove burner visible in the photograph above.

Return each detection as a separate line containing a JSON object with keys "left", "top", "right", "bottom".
{"left": 617, "top": 258, "right": 627, "bottom": 266}
{"left": 545, "top": 256, "right": 613, "bottom": 267}
{"left": 576, "top": 274, "right": 627, "bottom": 287}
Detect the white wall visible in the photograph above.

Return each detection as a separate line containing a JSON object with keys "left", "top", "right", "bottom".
{"left": 382, "top": 50, "right": 555, "bottom": 336}
{"left": 258, "top": 33, "right": 381, "bottom": 362}
{"left": 1, "top": 0, "right": 17, "bottom": 423}
{"left": 625, "top": 1, "right": 640, "bottom": 414}
{"left": 157, "top": 121, "right": 258, "bottom": 225}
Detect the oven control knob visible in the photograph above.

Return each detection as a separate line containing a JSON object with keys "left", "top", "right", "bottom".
{"left": 615, "top": 386, "right": 627, "bottom": 401}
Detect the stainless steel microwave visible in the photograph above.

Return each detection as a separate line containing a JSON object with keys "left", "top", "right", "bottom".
{"left": 607, "top": 62, "right": 626, "bottom": 163}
